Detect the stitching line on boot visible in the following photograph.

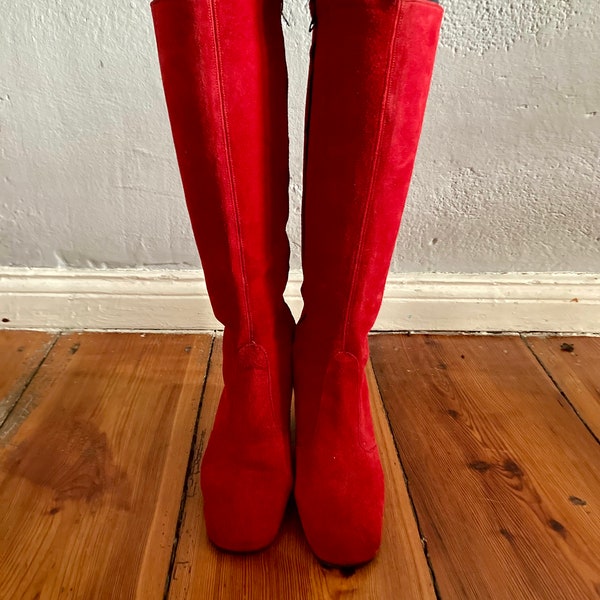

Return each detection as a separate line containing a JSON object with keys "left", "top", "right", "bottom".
{"left": 342, "top": 0, "right": 405, "bottom": 350}
{"left": 209, "top": 0, "right": 254, "bottom": 341}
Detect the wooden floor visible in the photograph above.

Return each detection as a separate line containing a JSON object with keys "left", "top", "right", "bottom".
{"left": 1, "top": 331, "right": 600, "bottom": 599}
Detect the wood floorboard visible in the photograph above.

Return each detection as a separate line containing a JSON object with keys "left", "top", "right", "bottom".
{"left": 3, "top": 330, "right": 599, "bottom": 598}
{"left": 370, "top": 333, "right": 600, "bottom": 600}
{"left": 0, "top": 330, "right": 57, "bottom": 431}
{"left": 167, "top": 336, "right": 435, "bottom": 600}
{"left": 524, "top": 335, "right": 600, "bottom": 442}
{"left": 0, "top": 331, "right": 212, "bottom": 599}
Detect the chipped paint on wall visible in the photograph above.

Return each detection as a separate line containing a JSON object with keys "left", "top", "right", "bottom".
{"left": 440, "top": 0, "right": 576, "bottom": 55}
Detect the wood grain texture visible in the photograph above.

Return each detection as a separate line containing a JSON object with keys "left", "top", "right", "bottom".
{"left": 0, "top": 331, "right": 212, "bottom": 599}
{"left": 168, "top": 336, "right": 435, "bottom": 600}
{"left": 524, "top": 335, "right": 600, "bottom": 441}
{"left": 370, "top": 333, "right": 600, "bottom": 600}
{"left": 0, "top": 330, "right": 57, "bottom": 430}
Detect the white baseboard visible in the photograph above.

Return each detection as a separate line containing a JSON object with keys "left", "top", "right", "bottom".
{"left": 0, "top": 268, "right": 598, "bottom": 333}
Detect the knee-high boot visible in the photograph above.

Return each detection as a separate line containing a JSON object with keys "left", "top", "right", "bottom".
{"left": 151, "top": 0, "right": 295, "bottom": 552}
{"left": 293, "top": 0, "right": 443, "bottom": 566}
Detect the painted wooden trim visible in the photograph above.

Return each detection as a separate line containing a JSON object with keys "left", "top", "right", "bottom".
{"left": 0, "top": 268, "right": 598, "bottom": 333}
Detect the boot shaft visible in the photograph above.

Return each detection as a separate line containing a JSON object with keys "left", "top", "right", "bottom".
{"left": 299, "top": 0, "right": 443, "bottom": 359}
{"left": 152, "top": 0, "right": 292, "bottom": 342}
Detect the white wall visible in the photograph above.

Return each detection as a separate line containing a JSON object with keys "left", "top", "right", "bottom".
{"left": 0, "top": 0, "right": 598, "bottom": 273}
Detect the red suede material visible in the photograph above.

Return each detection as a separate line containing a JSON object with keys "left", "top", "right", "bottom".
{"left": 294, "top": 0, "right": 443, "bottom": 566}
{"left": 151, "top": 0, "right": 295, "bottom": 551}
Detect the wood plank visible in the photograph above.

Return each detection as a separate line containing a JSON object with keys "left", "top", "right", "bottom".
{"left": 0, "top": 331, "right": 212, "bottom": 599}
{"left": 370, "top": 333, "right": 600, "bottom": 600}
{"left": 0, "top": 330, "right": 57, "bottom": 430}
{"left": 168, "top": 336, "right": 436, "bottom": 599}
{"left": 524, "top": 335, "right": 600, "bottom": 441}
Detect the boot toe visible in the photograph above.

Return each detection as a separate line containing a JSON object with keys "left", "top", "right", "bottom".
{"left": 202, "top": 464, "right": 292, "bottom": 552}
{"left": 295, "top": 450, "right": 384, "bottom": 567}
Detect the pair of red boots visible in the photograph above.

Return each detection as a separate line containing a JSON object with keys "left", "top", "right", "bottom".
{"left": 151, "top": 0, "right": 442, "bottom": 567}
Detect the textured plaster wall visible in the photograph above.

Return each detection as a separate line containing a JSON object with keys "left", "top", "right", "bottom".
{"left": 0, "top": 0, "right": 598, "bottom": 272}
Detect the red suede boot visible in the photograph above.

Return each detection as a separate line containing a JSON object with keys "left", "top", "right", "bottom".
{"left": 151, "top": 0, "right": 295, "bottom": 552}
{"left": 293, "top": 0, "right": 443, "bottom": 566}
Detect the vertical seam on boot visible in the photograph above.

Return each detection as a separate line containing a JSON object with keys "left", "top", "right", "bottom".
{"left": 208, "top": 0, "right": 254, "bottom": 342}
{"left": 311, "top": 350, "right": 351, "bottom": 445}
{"left": 341, "top": 0, "right": 405, "bottom": 350}
{"left": 239, "top": 341, "right": 278, "bottom": 430}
